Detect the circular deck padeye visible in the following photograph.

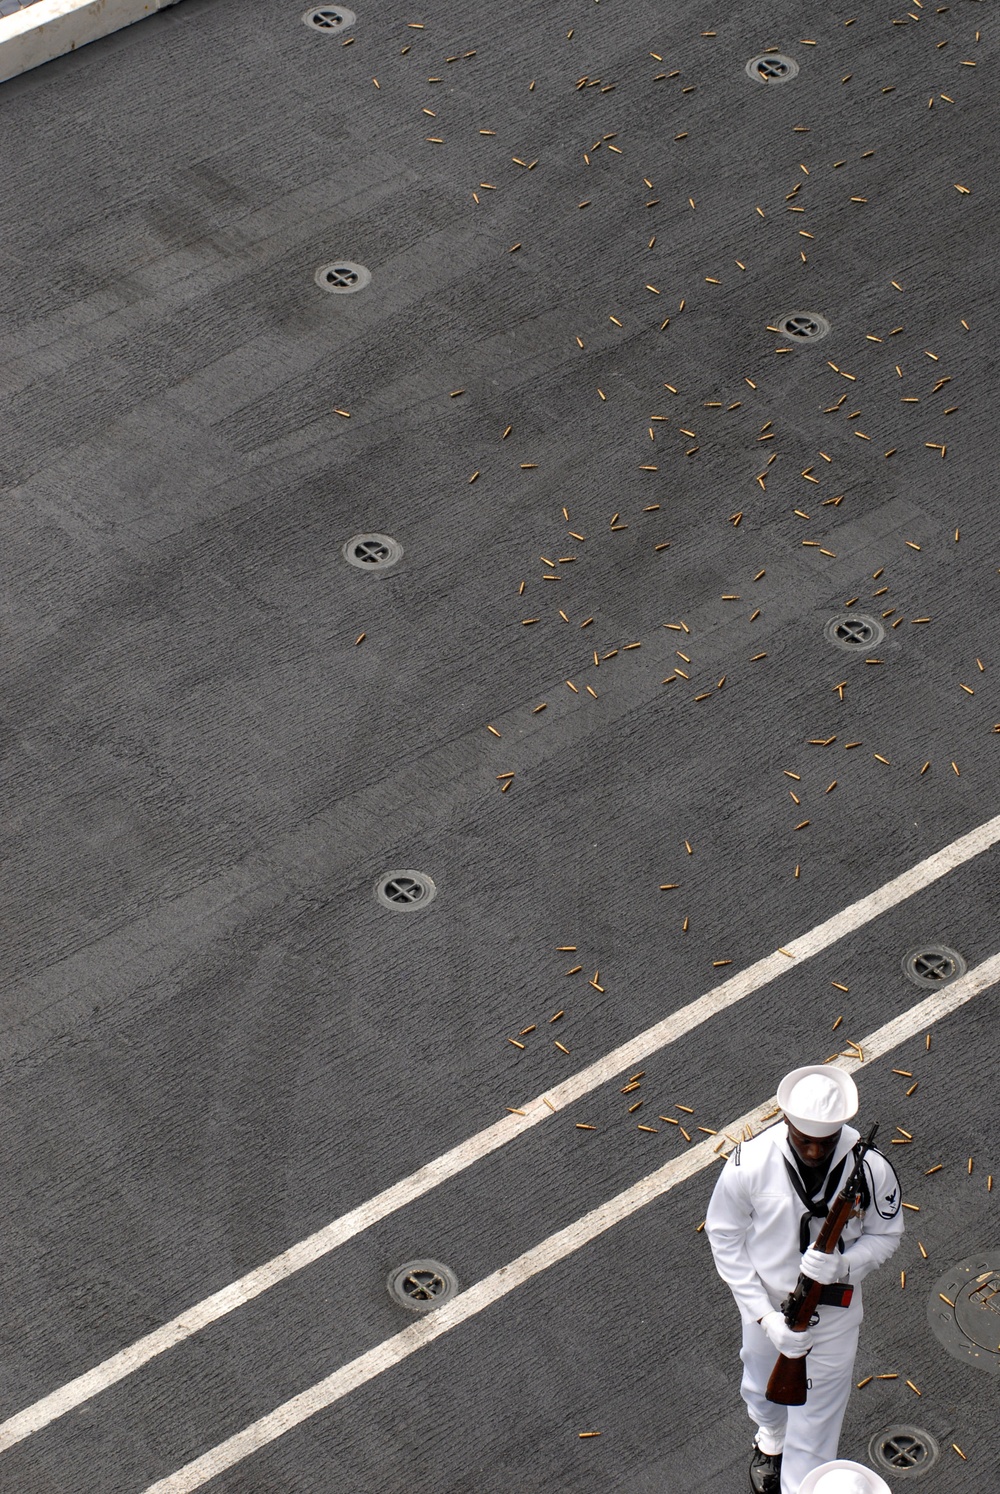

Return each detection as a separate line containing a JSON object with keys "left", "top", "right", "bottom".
{"left": 901, "top": 945, "right": 966, "bottom": 989}
{"left": 302, "top": 7, "right": 357, "bottom": 33}
{"left": 388, "top": 1260, "right": 458, "bottom": 1312}
{"left": 773, "top": 311, "right": 831, "bottom": 343}
{"left": 375, "top": 871, "right": 437, "bottom": 911}
{"left": 868, "top": 1425, "right": 939, "bottom": 1477}
{"left": 745, "top": 54, "right": 800, "bottom": 84}
{"left": 315, "top": 261, "right": 371, "bottom": 293}
{"left": 342, "top": 534, "right": 403, "bottom": 572}
{"left": 823, "top": 614, "right": 885, "bottom": 651}
{"left": 928, "top": 1254, "right": 1000, "bottom": 1374}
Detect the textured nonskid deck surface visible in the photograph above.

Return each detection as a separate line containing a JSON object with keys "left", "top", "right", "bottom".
{"left": 0, "top": 1, "right": 997, "bottom": 1489}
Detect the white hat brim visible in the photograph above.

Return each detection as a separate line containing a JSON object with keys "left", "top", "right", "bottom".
{"left": 781, "top": 1111, "right": 844, "bottom": 1138}
{"left": 797, "top": 1459, "right": 893, "bottom": 1494}
{"left": 776, "top": 1065, "right": 859, "bottom": 1136}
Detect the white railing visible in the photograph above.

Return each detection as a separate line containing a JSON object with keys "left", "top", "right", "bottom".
{"left": 0, "top": 0, "right": 182, "bottom": 84}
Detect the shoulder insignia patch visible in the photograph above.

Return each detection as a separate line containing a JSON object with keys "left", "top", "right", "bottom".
{"left": 867, "top": 1151, "right": 902, "bottom": 1219}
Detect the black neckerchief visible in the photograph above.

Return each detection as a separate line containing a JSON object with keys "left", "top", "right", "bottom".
{"left": 782, "top": 1148, "right": 850, "bottom": 1254}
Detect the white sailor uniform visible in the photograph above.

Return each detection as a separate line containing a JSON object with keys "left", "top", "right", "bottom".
{"left": 705, "top": 1122, "right": 904, "bottom": 1494}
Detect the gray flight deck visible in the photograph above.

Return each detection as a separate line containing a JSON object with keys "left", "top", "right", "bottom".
{"left": 0, "top": 0, "right": 998, "bottom": 1490}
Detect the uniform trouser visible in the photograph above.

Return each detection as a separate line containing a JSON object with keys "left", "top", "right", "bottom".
{"left": 739, "top": 1313, "right": 860, "bottom": 1494}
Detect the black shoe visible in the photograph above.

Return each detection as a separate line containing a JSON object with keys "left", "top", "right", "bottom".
{"left": 748, "top": 1441, "right": 782, "bottom": 1494}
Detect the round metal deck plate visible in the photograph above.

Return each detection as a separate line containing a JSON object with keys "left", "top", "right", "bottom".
{"left": 745, "top": 54, "right": 799, "bottom": 84}
{"left": 774, "top": 311, "right": 830, "bottom": 342}
{"left": 342, "top": 533, "right": 403, "bottom": 571}
{"left": 302, "top": 7, "right": 357, "bottom": 32}
{"left": 388, "top": 1259, "right": 458, "bottom": 1312}
{"left": 315, "top": 261, "right": 371, "bottom": 293}
{"left": 824, "top": 614, "right": 885, "bottom": 651}
{"left": 901, "top": 945, "right": 967, "bottom": 989}
{"left": 928, "top": 1255, "right": 1000, "bottom": 1373}
{"left": 375, "top": 870, "right": 437, "bottom": 911}
{"left": 869, "top": 1425, "right": 939, "bottom": 1477}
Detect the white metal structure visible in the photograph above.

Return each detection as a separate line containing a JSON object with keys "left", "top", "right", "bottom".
{"left": 0, "top": 0, "right": 181, "bottom": 83}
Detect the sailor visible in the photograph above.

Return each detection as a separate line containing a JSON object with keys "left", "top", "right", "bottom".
{"left": 705, "top": 1067, "right": 904, "bottom": 1494}
{"left": 798, "top": 1460, "right": 893, "bottom": 1493}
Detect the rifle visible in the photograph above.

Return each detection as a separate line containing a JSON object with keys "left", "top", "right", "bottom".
{"left": 765, "top": 1122, "right": 879, "bottom": 1406}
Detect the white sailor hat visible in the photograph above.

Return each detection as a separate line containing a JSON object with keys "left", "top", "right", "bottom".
{"left": 777, "top": 1065, "right": 859, "bottom": 1138}
{"left": 798, "top": 1458, "right": 892, "bottom": 1493}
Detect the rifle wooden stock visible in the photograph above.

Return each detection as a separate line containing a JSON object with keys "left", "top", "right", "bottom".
{"left": 766, "top": 1351, "right": 809, "bottom": 1406}
{"left": 764, "top": 1274, "right": 824, "bottom": 1406}
{"left": 765, "top": 1124, "right": 879, "bottom": 1407}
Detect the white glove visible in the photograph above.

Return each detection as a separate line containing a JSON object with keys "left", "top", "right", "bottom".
{"left": 800, "top": 1246, "right": 843, "bottom": 1285}
{"left": 760, "top": 1310, "right": 813, "bottom": 1358}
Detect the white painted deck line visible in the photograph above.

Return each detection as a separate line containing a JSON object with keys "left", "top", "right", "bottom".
{"left": 0, "top": 0, "right": 181, "bottom": 84}
{"left": 0, "top": 810, "right": 997, "bottom": 1454}
{"left": 144, "top": 949, "right": 1000, "bottom": 1492}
